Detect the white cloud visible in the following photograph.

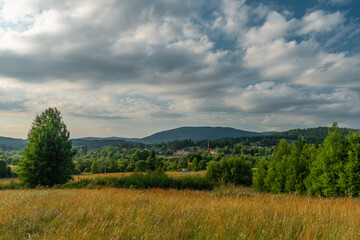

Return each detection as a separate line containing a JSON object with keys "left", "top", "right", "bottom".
{"left": 225, "top": 82, "right": 360, "bottom": 130}
{"left": 1, "top": 0, "right": 42, "bottom": 23}
{"left": 244, "top": 39, "right": 318, "bottom": 80}
{"left": 244, "top": 11, "right": 296, "bottom": 47}
{"left": 299, "top": 10, "right": 344, "bottom": 35}
{"left": 0, "top": 0, "right": 359, "bottom": 137}
{"left": 218, "top": 0, "right": 249, "bottom": 35}
{"left": 296, "top": 52, "right": 360, "bottom": 87}
{"left": 226, "top": 82, "right": 301, "bottom": 113}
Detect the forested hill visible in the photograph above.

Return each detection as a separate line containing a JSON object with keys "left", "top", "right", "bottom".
{"left": 71, "top": 139, "right": 144, "bottom": 149}
{"left": 270, "top": 127, "right": 358, "bottom": 143}
{"left": 197, "top": 126, "right": 360, "bottom": 149}
{"left": 0, "top": 137, "right": 27, "bottom": 150}
{"left": 140, "top": 126, "right": 270, "bottom": 144}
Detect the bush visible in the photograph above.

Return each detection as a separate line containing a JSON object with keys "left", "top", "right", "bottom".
{"left": 0, "top": 181, "right": 24, "bottom": 190}
{"left": 92, "top": 171, "right": 214, "bottom": 190}
{"left": 206, "top": 156, "right": 252, "bottom": 186}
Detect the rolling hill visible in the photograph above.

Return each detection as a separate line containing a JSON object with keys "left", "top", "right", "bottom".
{"left": 140, "top": 126, "right": 270, "bottom": 144}
{"left": 0, "top": 136, "right": 27, "bottom": 145}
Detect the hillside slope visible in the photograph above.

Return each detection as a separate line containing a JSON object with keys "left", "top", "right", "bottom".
{"left": 0, "top": 136, "right": 27, "bottom": 147}
{"left": 140, "top": 126, "right": 268, "bottom": 144}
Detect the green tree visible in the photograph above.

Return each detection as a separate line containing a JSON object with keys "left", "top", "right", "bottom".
{"left": 306, "top": 125, "right": 346, "bottom": 197}
{"left": 147, "top": 150, "right": 156, "bottom": 171}
{"left": 135, "top": 160, "right": 148, "bottom": 172}
{"left": 108, "top": 157, "right": 118, "bottom": 173}
{"left": 192, "top": 157, "right": 199, "bottom": 171}
{"left": 265, "top": 139, "right": 290, "bottom": 193}
{"left": 198, "top": 160, "right": 207, "bottom": 170}
{"left": 206, "top": 161, "right": 222, "bottom": 183}
{"left": 0, "top": 160, "right": 9, "bottom": 178}
{"left": 125, "top": 162, "right": 135, "bottom": 172}
{"left": 91, "top": 161, "right": 100, "bottom": 174}
{"left": 252, "top": 158, "right": 268, "bottom": 191}
{"left": 338, "top": 132, "right": 360, "bottom": 196}
{"left": 131, "top": 150, "right": 141, "bottom": 162}
{"left": 17, "top": 108, "right": 75, "bottom": 187}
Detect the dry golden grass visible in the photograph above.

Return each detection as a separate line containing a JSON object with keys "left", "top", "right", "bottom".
{"left": 1, "top": 185, "right": 360, "bottom": 239}
{"left": 0, "top": 177, "right": 18, "bottom": 184}
{"left": 0, "top": 171, "right": 206, "bottom": 184}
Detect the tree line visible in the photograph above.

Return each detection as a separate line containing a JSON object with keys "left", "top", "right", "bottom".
{"left": 252, "top": 123, "right": 360, "bottom": 197}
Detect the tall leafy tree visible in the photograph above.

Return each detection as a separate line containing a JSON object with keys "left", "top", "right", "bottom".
{"left": 265, "top": 139, "right": 290, "bottom": 193}
{"left": 338, "top": 132, "right": 360, "bottom": 196}
{"left": 108, "top": 157, "right": 118, "bottom": 173}
{"left": 306, "top": 123, "right": 346, "bottom": 197}
{"left": 91, "top": 161, "right": 100, "bottom": 174}
{"left": 135, "top": 160, "right": 148, "bottom": 172}
{"left": 17, "top": 108, "right": 75, "bottom": 187}
{"left": 0, "top": 160, "right": 10, "bottom": 178}
{"left": 147, "top": 150, "right": 156, "bottom": 171}
{"left": 252, "top": 158, "right": 268, "bottom": 191}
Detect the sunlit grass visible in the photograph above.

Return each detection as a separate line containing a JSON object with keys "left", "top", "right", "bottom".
{"left": 1, "top": 186, "right": 360, "bottom": 239}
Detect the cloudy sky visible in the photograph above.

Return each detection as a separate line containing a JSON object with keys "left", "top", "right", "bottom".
{"left": 0, "top": 0, "right": 359, "bottom": 138}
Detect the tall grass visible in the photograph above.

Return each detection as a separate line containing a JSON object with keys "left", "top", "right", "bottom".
{"left": 0, "top": 171, "right": 206, "bottom": 184}
{"left": 1, "top": 187, "right": 360, "bottom": 239}
{"left": 0, "top": 172, "right": 213, "bottom": 191}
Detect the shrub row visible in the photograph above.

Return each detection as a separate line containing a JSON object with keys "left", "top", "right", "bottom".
{"left": 91, "top": 171, "right": 214, "bottom": 190}
{"left": 0, "top": 181, "right": 23, "bottom": 190}
{"left": 0, "top": 172, "right": 214, "bottom": 191}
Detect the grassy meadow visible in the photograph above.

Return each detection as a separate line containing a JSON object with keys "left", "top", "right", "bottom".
{"left": 0, "top": 171, "right": 206, "bottom": 184}
{"left": 1, "top": 185, "right": 360, "bottom": 239}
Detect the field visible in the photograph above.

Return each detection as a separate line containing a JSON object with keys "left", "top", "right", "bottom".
{"left": 1, "top": 185, "right": 360, "bottom": 239}
{"left": 75, "top": 170, "right": 206, "bottom": 180}
{"left": 0, "top": 171, "right": 206, "bottom": 184}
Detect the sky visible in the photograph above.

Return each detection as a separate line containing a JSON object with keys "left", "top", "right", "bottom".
{"left": 0, "top": 0, "right": 360, "bottom": 139}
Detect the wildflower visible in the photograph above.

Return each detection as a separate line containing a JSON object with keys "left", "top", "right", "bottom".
{"left": 262, "top": 230, "right": 265, "bottom": 234}
{"left": 51, "top": 211, "right": 59, "bottom": 218}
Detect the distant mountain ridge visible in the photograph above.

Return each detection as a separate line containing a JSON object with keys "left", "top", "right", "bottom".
{"left": 0, "top": 136, "right": 27, "bottom": 146}
{"left": 140, "top": 126, "right": 269, "bottom": 144}
{"left": 0, "top": 126, "right": 271, "bottom": 147}
{"left": 1, "top": 126, "right": 359, "bottom": 149}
